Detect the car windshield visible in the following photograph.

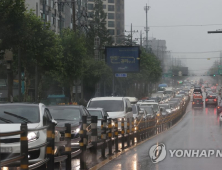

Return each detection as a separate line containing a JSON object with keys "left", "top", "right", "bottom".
{"left": 0, "top": 105, "right": 39, "bottom": 123}
{"left": 87, "top": 110, "right": 103, "bottom": 119}
{"left": 49, "top": 108, "right": 81, "bottom": 121}
{"left": 140, "top": 106, "right": 153, "bottom": 115}
{"left": 207, "top": 96, "right": 216, "bottom": 99}
{"left": 140, "top": 104, "right": 158, "bottom": 112}
{"left": 88, "top": 100, "right": 124, "bottom": 112}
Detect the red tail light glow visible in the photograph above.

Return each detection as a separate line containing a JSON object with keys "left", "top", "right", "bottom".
{"left": 218, "top": 107, "right": 220, "bottom": 109}
{"left": 214, "top": 99, "right": 217, "bottom": 102}
{"left": 192, "top": 102, "right": 195, "bottom": 104}
{"left": 205, "top": 99, "right": 208, "bottom": 101}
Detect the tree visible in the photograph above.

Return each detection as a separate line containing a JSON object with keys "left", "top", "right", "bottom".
{"left": 86, "top": 0, "right": 113, "bottom": 56}
{"left": 54, "top": 29, "right": 87, "bottom": 102}
{"left": 0, "top": 0, "right": 26, "bottom": 51}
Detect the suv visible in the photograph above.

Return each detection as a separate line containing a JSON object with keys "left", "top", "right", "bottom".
{"left": 205, "top": 95, "right": 218, "bottom": 107}
{"left": 87, "top": 97, "right": 133, "bottom": 132}
{"left": 0, "top": 103, "right": 58, "bottom": 165}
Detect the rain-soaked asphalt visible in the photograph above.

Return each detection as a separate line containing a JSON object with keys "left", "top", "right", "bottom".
{"left": 99, "top": 93, "right": 222, "bottom": 170}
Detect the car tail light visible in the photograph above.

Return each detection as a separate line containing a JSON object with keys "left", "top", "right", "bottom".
{"left": 192, "top": 102, "right": 195, "bottom": 104}
{"left": 214, "top": 99, "right": 217, "bottom": 102}
{"left": 218, "top": 107, "right": 220, "bottom": 109}
{"left": 205, "top": 99, "right": 208, "bottom": 101}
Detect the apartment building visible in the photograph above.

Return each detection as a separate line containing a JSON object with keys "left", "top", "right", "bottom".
{"left": 88, "top": 0, "right": 125, "bottom": 44}
{"left": 26, "top": 0, "right": 73, "bottom": 34}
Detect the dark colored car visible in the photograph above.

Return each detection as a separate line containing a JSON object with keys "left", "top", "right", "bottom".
{"left": 205, "top": 95, "right": 218, "bottom": 107}
{"left": 192, "top": 98, "right": 203, "bottom": 108}
{"left": 193, "top": 88, "right": 202, "bottom": 95}
{"left": 49, "top": 105, "right": 91, "bottom": 139}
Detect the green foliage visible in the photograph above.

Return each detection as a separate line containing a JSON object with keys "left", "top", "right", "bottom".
{"left": 0, "top": 0, "right": 26, "bottom": 50}
{"left": 86, "top": 0, "right": 113, "bottom": 56}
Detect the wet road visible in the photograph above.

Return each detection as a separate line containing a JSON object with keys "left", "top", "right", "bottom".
{"left": 99, "top": 93, "right": 222, "bottom": 170}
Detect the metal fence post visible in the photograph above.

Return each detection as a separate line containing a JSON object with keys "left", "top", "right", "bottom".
{"left": 121, "top": 118, "right": 125, "bottom": 150}
{"left": 101, "top": 116, "right": 107, "bottom": 159}
{"left": 20, "top": 123, "right": 28, "bottom": 170}
{"left": 91, "top": 116, "right": 98, "bottom": 163}
{"left": 131, "top": 117, "right": 135, "bottom": 145}
{"left": 114, "top": 118, "right": 120, "bottom": 152}
{"left": 136, "top": 118, "right": 140, "bottom": 143}
{"left": 46, "top": 122, "right": 53, "bottom": 170}
{"left": 65, "top": 123, "right": 71, "bottom": 170}
{"left": 127, "top": 118, "right": 130, "bottom": 147}
{"left": 108, "top": 118, "right": 113, "bottom": 155}
{"left": 80, "top": 116, "right": 87, "bottom": 169}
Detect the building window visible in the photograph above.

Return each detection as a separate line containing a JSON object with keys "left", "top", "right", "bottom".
{"left": 103, "top": 5, "right": 106, "bottom": 9}
{"left": 51, "top": 0, "right": 54, "bottom": 8}
{"left": 108, "top": 13, "right": 114, "bottom": 19}
{"left": 88, "top": 12, "right": 94, "bottom": 18}
{"left": 108, "top": 5, "right": 114, "bottom": 11}
{"left": 108, "top": 29, "right": 115, "bottom": 35}
{"left": 108, "top": 21, "right": 115, "bottom": 27}
{"left": 88, "top": 3, "right": 94, "bottom": 10}
{"left": 108, "top": 0, "right": 114, "bottom": 3}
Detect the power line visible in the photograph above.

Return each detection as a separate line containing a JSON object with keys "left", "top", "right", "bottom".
{"left": 171, "top": 51, "right": 221, "bottom": 54}
{"left": 125, "top": 24, "right": 222, "bottom": 28}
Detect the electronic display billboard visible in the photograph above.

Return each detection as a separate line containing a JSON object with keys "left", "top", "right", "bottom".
{"left": 105, "top": 46, "right": 140, "bottom": 73}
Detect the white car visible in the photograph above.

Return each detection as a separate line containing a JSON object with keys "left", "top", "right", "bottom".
{"left": 87, "top": 97, "right": 133, "bottom": 132}
{"left": 0, "top": 103, "right": 59, "bottom": 166}
{"left": 137, "top": 101, "right": 160, "bottom": 115}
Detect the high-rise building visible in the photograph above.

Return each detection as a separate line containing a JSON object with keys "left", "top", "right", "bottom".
{"left": 25, "top": 0, "right": 73, "bottom": 34}
{"left": 87, "top": 0, "right": 125, "bottom": 44}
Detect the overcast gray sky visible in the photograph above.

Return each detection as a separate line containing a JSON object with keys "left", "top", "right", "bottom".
{"left": 125, "top": 0, "right": 222, "bottom": 75}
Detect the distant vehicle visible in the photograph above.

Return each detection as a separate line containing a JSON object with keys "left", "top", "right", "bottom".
{"left": 158, "top": 83, "right": 168, "bottom": 91}
{"left": 49, "top": 105, "right": 91, "bottom": 139}
{"left": 137, "top": 102, "right": 160, "bottom": 114}
{"left": 193, "top": 88, "right": 202, "bottom": 94}
{"left": 87, "top": 108, "right": 108, "bottom": 137}
{"left": 125, "top": 97, "right": 138, "bottom": 105}
{"left": 139, "top": 106, "right": 156, "bottom": 118}
{"left": 205, "top": 95, "right": 218, "bottom": 107}
{"left": 159, "top": 104, "right": 172, "bottom": 115}
{"left": 87, "top": 97, "right": 133, "bottom": 132}
{"left": 132, "top": 104, "right": 144, "bottom": 119}
{"left": 192, "top": 98, "right": 203, "bottom": 108}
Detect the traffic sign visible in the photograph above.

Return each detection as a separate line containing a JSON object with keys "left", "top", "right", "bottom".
{"left": 115, "top": 73, "right": 127, "bottom": 77}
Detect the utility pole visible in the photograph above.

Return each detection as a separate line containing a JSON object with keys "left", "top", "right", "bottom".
{"left": 125, "top": 23, "right": 138, "bottom": 46}
{"left": 144, "top": 4, "right": 150, "bottom": 52}
{"left": 140, "top": 31, "right": 142, "bottom": 46}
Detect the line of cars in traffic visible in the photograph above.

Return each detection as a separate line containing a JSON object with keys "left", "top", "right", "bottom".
{"left": 0, "top": 84, "right": 191, "bottom": 166}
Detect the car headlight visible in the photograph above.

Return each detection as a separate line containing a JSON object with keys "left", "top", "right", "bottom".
{"left": 74, "top": 128, "right": 80, "bottom": 133}
{"left": 157, "top": 113, "right": 160, "bottom": 116}
{"left": 118, "top": 118, "right": 125, "bottom": 121}
{"left": 27, "top": 132, "right": 39, "bottom": 142}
